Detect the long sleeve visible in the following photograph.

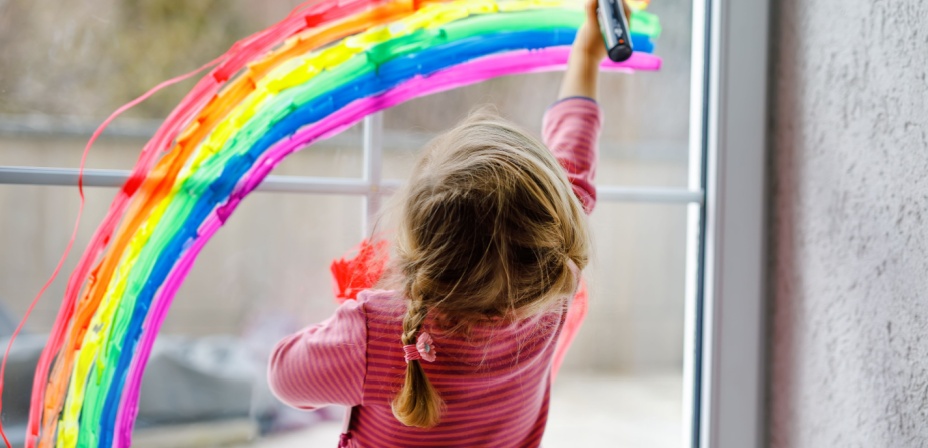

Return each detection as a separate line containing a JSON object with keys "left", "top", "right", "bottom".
{"left": 542, "top": 97, "right": 603, "bottom": 214}
{"left": 267, "top": 299, "right": 367, "bottom": 410}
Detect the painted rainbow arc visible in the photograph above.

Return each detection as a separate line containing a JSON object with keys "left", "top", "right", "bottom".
{"left": 26, "top": 1, "right": 662, "bottom": 447}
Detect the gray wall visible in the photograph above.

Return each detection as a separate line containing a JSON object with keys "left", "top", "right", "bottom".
{"left": 769, "top": 0, "right": 928, "bottom": 446}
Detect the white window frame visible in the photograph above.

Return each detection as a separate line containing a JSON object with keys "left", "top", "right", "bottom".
{"left": 684, "top": 0, "right": 769, "bottom": 447}
{"left": 0, "top": 0, "right": 769, "bottom": 444}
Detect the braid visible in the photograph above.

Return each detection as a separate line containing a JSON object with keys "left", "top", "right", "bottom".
{"left": 387, "top": 109, "right": 592, "bottom": 427}
{"left": 400, "top": 301, "right": 428, "bottom": 345}
{"left": 392, "top": 297, "right": 444, "bottom": 427}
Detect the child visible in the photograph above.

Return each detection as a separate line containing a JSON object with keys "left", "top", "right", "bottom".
{"left": 268, "top": 0, "right": 612, "bottom": 446}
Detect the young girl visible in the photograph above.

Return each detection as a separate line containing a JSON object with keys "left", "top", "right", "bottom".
{"left": 269, "top": 1, "right": 613, "bottom": 446}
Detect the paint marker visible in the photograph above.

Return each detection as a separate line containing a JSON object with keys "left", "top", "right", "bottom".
{"left": 598, "top": 0, "right": 633, "bottom": 62}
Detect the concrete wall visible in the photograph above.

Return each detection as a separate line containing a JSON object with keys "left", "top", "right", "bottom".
{"left": 769, "top": 0, "right": 928, "bottom": 446}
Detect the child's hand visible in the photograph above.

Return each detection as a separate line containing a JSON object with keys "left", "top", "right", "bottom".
{"left": 573, "top": 0, "right": 609, "bottom": 62}
{"left": 558, "top": 0, "right": 631, "bottom": 100}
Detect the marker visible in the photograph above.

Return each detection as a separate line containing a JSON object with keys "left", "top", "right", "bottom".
{"left": 598, "top": 0, "right": 634, "bottom": 62}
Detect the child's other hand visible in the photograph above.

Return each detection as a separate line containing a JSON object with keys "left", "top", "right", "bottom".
{"left": 574, "top": 0, "right": 631, "bottom": 62}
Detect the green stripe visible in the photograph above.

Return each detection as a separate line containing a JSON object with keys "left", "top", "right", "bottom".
{"left": 631, "top": 10, "right": 661, "bottom": 39}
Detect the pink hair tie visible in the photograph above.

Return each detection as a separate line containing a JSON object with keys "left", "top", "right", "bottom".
{"left": 403, "top": 332, "right": 436, "bottom": 363}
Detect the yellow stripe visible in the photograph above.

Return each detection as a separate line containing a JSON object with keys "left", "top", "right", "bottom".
{"left": 58, "top": 197, "right": 172, "bottom": 447}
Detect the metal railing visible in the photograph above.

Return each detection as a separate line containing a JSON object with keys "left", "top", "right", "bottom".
{"left": 0, "top": 113, "right": 705, "bottom": 237}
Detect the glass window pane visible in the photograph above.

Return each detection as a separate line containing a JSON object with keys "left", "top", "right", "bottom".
{"left": 570, "top": 202, "right": 688, "bottom": 372}
{"left": 0, "top": 185, "right": 121, "bottom": 331}
{"left": 259, "top": 123, "right": 364, "bottom": 179}
{"left": 0, "top": 135, "right": 152, "bottom": 171}
{"left": 543, "top": 201, "right": 686, "bottom": 446}
{"left": 0, "top": 1, "right": 287, "bottom": 118}
{"left": 1, "top": 0, "right": 697, "bottom": 445}
{"left": 0, "top": 0, "right": 364, "bottom": 176}
{"left": 0, "top": 186, "right": 362, "bottom": 334}
{"left": 382, "top": 0, "right": 693, "bottom": 188}
{"left": 0, "top": 111, "right": 365, "bottom": 178}
{"left": 0, "top": 128, "right": 364, "bottom": 178}
{"left": 0, "top": 184, "right": 364, "bottom": 443}
{"left": 163, "top": 193, "right": 364, "bottom": 335}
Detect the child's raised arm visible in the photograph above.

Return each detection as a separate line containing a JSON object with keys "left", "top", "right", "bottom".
{"left": 558, "top": 0, "right": 618, "bottom": 100}
{"left": 543, "top": 0, "right": 619, "bottom": 214}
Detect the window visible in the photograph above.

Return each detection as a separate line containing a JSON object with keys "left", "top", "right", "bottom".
{"left": 0, "top": 0, "right": 768, "bottom": 446}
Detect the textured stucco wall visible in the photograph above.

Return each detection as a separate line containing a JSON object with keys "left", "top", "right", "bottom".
{"left": 769, "top": 0, "right": 928, "bottom": 447}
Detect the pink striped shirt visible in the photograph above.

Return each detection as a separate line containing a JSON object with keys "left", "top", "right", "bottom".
{"left": 268, "top": 98, "right": 602, "bottom": 447}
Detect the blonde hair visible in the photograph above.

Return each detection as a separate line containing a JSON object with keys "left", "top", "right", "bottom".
{"left": 389, "top": 108, "right": 591, "bottom": 428}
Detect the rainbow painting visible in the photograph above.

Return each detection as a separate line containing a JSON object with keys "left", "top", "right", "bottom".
{"left": 22, "top": 0, "right": 662, "bottom": 446}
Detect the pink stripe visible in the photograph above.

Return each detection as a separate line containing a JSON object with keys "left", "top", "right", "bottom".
{"left": 114, "top": 214, "right": 222, "bottom": 447}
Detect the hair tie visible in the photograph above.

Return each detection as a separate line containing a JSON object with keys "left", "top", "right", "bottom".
{"left": 403, "top": 332, "right": 436, "bottom": 363}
